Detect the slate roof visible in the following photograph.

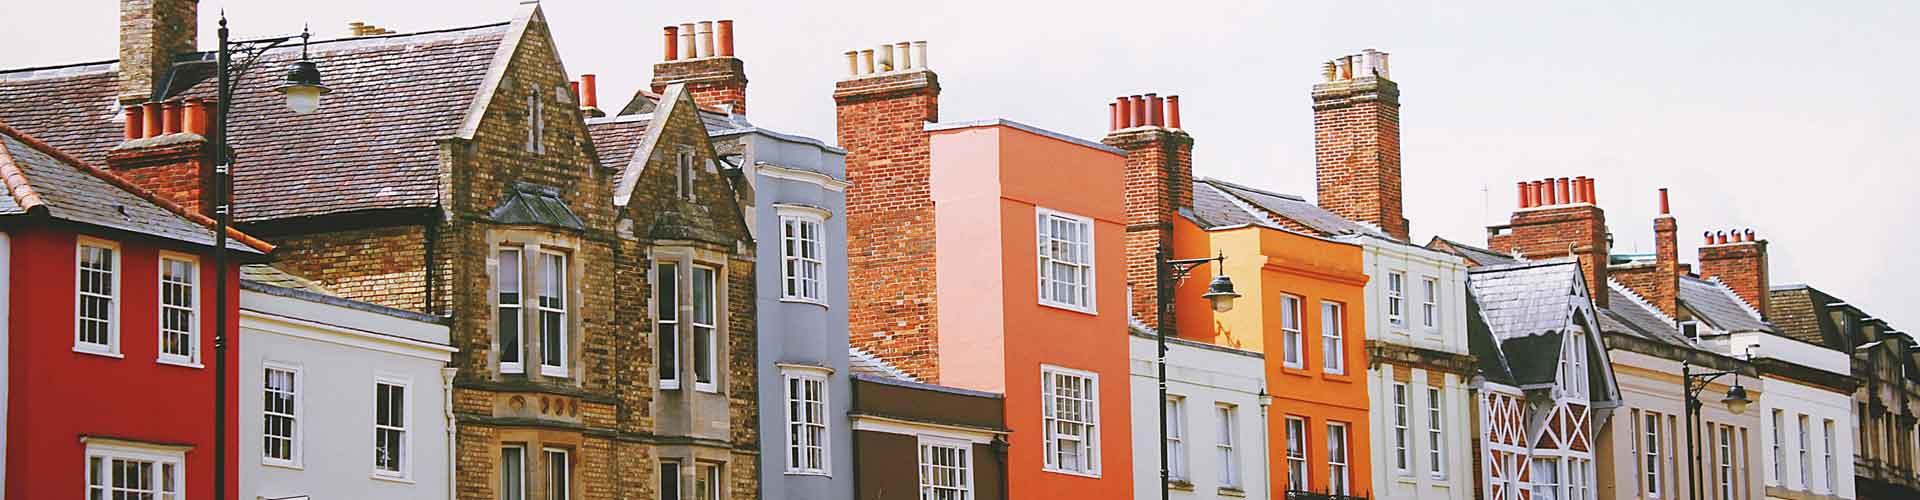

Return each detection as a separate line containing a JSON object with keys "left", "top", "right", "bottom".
{"left": 1464, "top": 287, "right": 1517, "bottom": 385}
{"left": 1196, "top": 178, "right": 1376, "bottom": 236}
{"left": 489, "top": 182, "right": 585, "bottom": 231}
{"left": 1767, "top": 286, "right": 1828, "bottom": 346}
{"left": 0, "top": 121, "right": 270, "bottom": 253}
{"left": 240, "top": 264, "right": 336, "bottom": 296}
{"left": 1429, "top": 236, "right": 1519, "bottom": 267}
{"left": 1189, "top": 179, "right": 1279, "bottom": 229}
{"left": 0, "top": 24, "right": 509, "bottom": 223}
{"left": 1679, "top": 275, "right": 1772, "bottom": 333}
{"left": 848, "top": 347, "right": 918, "bottom": 382}
{"left": 1599, "top": 284, "right": 1689, "bottom": 346}
{"left": 1465, "top": 259, "right": 1583, "bottom": 386}
{"left": 586, "top": 116, "right": 651, "bottom": 179}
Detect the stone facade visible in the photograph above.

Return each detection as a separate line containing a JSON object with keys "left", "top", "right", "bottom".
{"left": 835, "top": 69, "right": 942, "bottom": 382}
{"left": 1312, "top": 51, "right": 1407, "bottom": 241}
{"left": 117, "top": 0, "right": 197, "bottom": 104}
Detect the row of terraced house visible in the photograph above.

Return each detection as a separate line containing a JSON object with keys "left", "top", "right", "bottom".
{"left": 2, "top": 1, "right": 1917, "bottom": 500}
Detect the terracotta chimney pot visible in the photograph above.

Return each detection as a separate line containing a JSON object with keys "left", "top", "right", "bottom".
{"left": 1147, "top": 93, "right": 1163, "bottom": 127}
{"left": 581, "top": 74, "right": 598, "bottom": 109}
{"left": 124, "top": 105, "right": 144, "bottom": 140}
{"left": 142, "top": 102, "right": 164, "bottom": 139}
{"left": 1167, "top": 95, "right": 1182, "bottom": 129}
{"left": 663, "top": 26, "right": 679, "bottom": 61}
{"left": 716, "top": 20, "right": 735, "bottom": 57}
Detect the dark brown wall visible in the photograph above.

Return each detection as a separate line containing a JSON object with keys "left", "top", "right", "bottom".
{"left": 854, "top": 431, "right": 1003, "bottom": 500}
{"left": 851, "top": 376, "right": 1003, "bottom": 430}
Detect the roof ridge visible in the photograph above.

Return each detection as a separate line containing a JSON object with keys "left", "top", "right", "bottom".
{"left": 0, "top": 120, "right": 274, "bottom": 253}
{"left": 1607, "top": 278, "right": 1678, "bottom": 326}
{"left": 0, "top": 23, "right": 511, "bottom": 78}
{"left": 1201, "top": 177, "right": 1307, "bottom": 202}
{"left": 1433, "top": 235, "right": 1506, "bottom": 257}
{"left": 1470, "top": 256, "right": 1575, "bottom": 273}
{"left": 1197, "top": 180, "right": 1285, "bottom": 230}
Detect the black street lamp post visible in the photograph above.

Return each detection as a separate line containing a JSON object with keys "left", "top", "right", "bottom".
{"left": 1680, "top": 354, "right": 1752, "bottom": 500}
{"left": 1155, "top": 251, "right": 1240, "bottom": 500}
{"left": 210, "top": 15, "right": 327, "bottom": 500}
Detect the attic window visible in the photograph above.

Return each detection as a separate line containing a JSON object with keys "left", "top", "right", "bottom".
{"left": 1680, "top": 321, "right": 1701, "bottom": 343}
{"left": 676, "top": 149, "right": 696, "bottom": 200}
{"left": 525, "top": 85, "right": 546, "bottom": 154}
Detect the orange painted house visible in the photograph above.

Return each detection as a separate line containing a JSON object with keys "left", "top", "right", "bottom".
{"left": 926, "top": 119, "right": 1134, "bottom": 499}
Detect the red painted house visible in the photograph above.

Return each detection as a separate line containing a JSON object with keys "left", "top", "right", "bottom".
{"left": 0, "top": 121, "right": 274, "bottom": 499}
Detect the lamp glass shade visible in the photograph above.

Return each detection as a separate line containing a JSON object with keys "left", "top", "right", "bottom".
{"left": 1722, "top": 385, "right": 1752, "bottom": 415}
{"left": 1202, "top": 275, "right": 1241, "bottom": 313}
{"left": 283, "top": 86, "right": 322, "bottom": 114}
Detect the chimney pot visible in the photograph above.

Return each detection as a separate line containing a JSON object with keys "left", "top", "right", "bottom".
{"left": 1716, "top": 231, "right": 1728, "bottom": 245}
{"left": 1585, "top": 177, "right": 1597, "bottom": 204}
{"left": 859, "top": 49, "right": 875, "bottom": 74}
{"left": 876, "top": 44, "right": 895, "bottom": 72}
{"left": 1117, "top": 96, "right": 1134, "bottom": 129}
{"left": 1130, "top": 96, "right": 1147, "bottom": 128}
{"left": 183, "top": 98, "right": 206, "bottom": 135}
{"left": 1705, "top": 231, "right": 1715, "bottom": 245}
{"left": 1147, "top": 93, "right": 1163, "bottom": 127}
{"left": 1109, "top": 102, "right": 1119, "bottom": 131}
{"left": 1323, "top": 61, "right": 1338, "bottom": 82}
{"left": 123, "top": 105, "right": 143, "bottom": 140}
{"left": 1543, "top": 179, "right": 1559, "bottom": 205}
{"left": 1745, "top": 229, "right": 1756, "bottom": 242}
{"left": 1658, "top": 187, "right": 1670, "bottom": 214}
{"left": 696, "top": 21, "right": 715, "bottom": 58}
{"left": 141, "top": 102, "right": 164, "bottom": 139}
{"left": 844, "top": 51, "right": 859, "bottom": 76}
{"left": 896, "top": 42, "right": 913, "bottom": 69}
{"left": 1167, "top": 95, "right": 1182, "bottom": 129}
{"left": 663, "top": 26, "right": 680, "bottom": 61}
{"left": 679, "top": 23, "right": 697, "bottom": 59}
{"left": 716, "top": 20, "right": 735, "bottom": 57}
{"left": 569, "top": 81, "right": 579, "bottom": 100}
{"left": 1556, "top": 178, "right": 1571, "bottom": 205}
{"left": 581, "top": 74, "right": 598, "bottom": 109}
{"left": 1377, "top": 52, "right": 1391, "bottom": 79}
{"left": 913, "top": 41, "right": 928, "bottom": 69}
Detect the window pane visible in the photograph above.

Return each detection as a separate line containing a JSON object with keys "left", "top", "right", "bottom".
{"left": 502, "top": 447, "right": 526, "bottom": 500}
{"left": 661, "top": 462, "right": 682, "bottom": 500}
{"left": 546, "top": 450, "right": 569, "bottom": 500}
{"left": 657, "top": 264, "right": 680, "bottom": 385}
{"left": 499, "top": 249, "right": 523, "bottom": 366}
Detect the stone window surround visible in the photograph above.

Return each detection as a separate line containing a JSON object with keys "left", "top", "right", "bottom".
{"left": 494, "top": 429, "right": 582, "bottom": 500}
{"left": 656, "top": 443, "right": 734, "bottom": 500}
{"left": 650, "top": 245, "right": 731, "bottom": 394}
{"left": 488, "top": 230, "right": 585, "bottom": 384}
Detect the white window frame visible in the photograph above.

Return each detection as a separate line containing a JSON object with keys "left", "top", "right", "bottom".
{"left": 536, "top": 250, "right": 569, "bottom": 378}
{"left": 1327, "top": 422, "right": 1350, "bottom": 495}
{"left": 1166, "top": 395, "right": 1188, "bottom": 481}
{"left": 498, "top": 247, "right": 526, "bottom": 374}
{"left": 373, "top": 375, "right": 411, "bottom": 480}
{"left": 1285, "top": 416, "right": 1308, "bottom": 492}
{"left": 1216, "top": 404, "right": 1241, "bottom": 488}
{"left": 84, "top": 438, "right": 187, "bottom": 500}
{"left": 545, "top": 448, "right": 571, "bottom": 500}
{"left": 75, "top": 237, "right": 121, "bottom": 356}
{"left": 661, "top": 460, "right": 684, "bottom": 500}
{"left": 777, "top": 208, "right": 829, "bottom": 304}
{"left": 1392, "top": 383, "right": 1410, "bottom": 473}
{"left": 502, "top": 445, "right": 527, "bottom": 500}
{"left": 1421, "top": 276, "right": 1439, "bottom": 329}
{"left": 1386, "top": 271, "right": 1405, "bottom": 326}
{"left": 1823, "top": 419, "right": 1836, "bottom": 492}
{"left": 695, "top": 461, "right": 722, "bottom": 500}
{"left": 691, "top": 265, "right": 719, "bottom": 393}
{"left": 1680, "top": 321, "right": 1701, "bottom": 343}
{"left": 657, "top": 262, "right": 681, "bottom": 390}
{"left": 1771, "top": 409, "right": 1784, "bottom": 483}
{"left": 1718, "top": 426, "right": 1733, "bottom": 500}
{"left": 262, "top": 362, "right": 303, "bottom": 468}
{"left": 1281, "top": 295, "right": 1303, "bottom": 369}
{"left": 919, "top": 435, "right": 974, "bottom": 500}
{"left": 783, "top": 366, "right": 831, "bottom": 475}
{"left": 157, "top": 252, "right": 199, "bottom": 366}
{"left": 1035, "top": 208, "right": 1095, "bottom": 314}
{"left": 1644, "top": 412, "right": 1662, "bottom": 497}
{"left": 1798, "top": 414, "right": 1811, "bottom": 487}
{"left": 1041, "top": 364, "right": 1100, "bottom": 476}
{"left": 1427, "top": 386, "right": 1445, "bottom": 478}
{"left": 1322, "top": 301, "right": 1346, "bottom": 374}
{"left": 1532, "top": 457, "right": 1560, "bottom": 500}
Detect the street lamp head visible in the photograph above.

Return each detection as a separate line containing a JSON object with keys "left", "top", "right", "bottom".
{"left": 276, "top": 60, "right": 330, "bottom": 114}
{"left": 1202, "top": 274, "right": 1240, "bottom": 313}
{"left": 1721, "top": 383, "right": 1751, "bottom": 415}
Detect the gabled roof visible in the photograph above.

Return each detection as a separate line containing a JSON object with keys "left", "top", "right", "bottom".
{"left": 489, "top": 182, "right": 585, "bottom": 231}
{"left": 1428, "top": 236, "right": 1519, "bottom": 267}
{"left": 1196, "top": 177, "right": 1377, "bottom": 236}
{"left": 608, "top": 84, "right": 713, "bottom": 207}
{"left": 0, "top": 121, "right": 270, "bottom": 253}
{"left": 0, "top": 22, "right": 510, "bottom": 223}
{"left": 1465, "top": 258, "right": 1585, "bottom": 386}
{"left": 1679, "top": 275, "right": 1772, "bottom": 333}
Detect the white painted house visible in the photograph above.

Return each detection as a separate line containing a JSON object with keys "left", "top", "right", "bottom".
{"left": 1129, "top": 325, "right": 1269, "bottom": 500}
{"left": 1715, "top": 327, "right": 1857, "bottom": 499}
{"left": 238, "top": 271, "right": 456, "bottom": 500}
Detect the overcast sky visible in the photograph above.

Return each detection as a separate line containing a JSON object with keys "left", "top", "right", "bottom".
{"left": 5, "top": 0, "right": 1915, "bottom": 329}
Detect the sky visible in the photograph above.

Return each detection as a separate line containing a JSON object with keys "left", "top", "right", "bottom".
{"left": 4, "top": 0, "right": 1915, "bottom": 329}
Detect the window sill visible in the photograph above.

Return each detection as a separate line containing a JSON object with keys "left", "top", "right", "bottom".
{"left": 1042, "top": 467, "right": 1102, "bottom": 479}
{"left": 660, "top": 381, "right": 682, "bottom": 391}
{"left": 74, "top": 347, "right": 123, "bottom": 359}
{"left": 779, "top": 297, "right": 830, "bottom": 308}
{"left": 156, "top": 358, "right": 203, "bottom": 369}
{"left": 264, "top": 460, "right": 304, "bottom": 471}
{"left": 370, "top": 472, "right": 414, "bottom": 484}
{"left": 694, "top": 383, "right": 719, "bottom": 394}
{"left": 1322, "top": 372, "right": 1356, "bottom": 383}
{"left": 1218, "top": 486, "right": 1247, "bottom": 498}
{"left": 1169, "top": 479, "right": 1194, "bottom": 491}
{"left": 783, "top": 470, "right": 831, "bottom": 477}
{"left": 539, "top": 367, "right": 569, "bottom": 378}
{"left": 1038, "top": 300, "right": 1097, "bottom": 316}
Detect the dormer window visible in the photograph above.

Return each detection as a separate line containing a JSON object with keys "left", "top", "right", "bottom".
{"left": 1680, "top": 321, "right": 1701, "bottom": 344}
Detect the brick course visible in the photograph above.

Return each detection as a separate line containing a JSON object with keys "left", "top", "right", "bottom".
{"left": 652, "top": 57, "right": 748, "bottom": 115}
{"left": 1487, "top": 204, "right": 1611, "bottom": 307}
{"left": 104, "top": 135, "right": 209, "bottom": 217}
{"left": 1699, "top": 240, "right": 1770, "bottom": 316}
{"left": 1313, "top": 76, "right": 1408, "bottom": 241}
{"left": 836, "top": 69, "right": 942, "bottom": 382}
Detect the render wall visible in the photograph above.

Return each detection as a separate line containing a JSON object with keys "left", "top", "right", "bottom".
{"left": 1128, "top": 334, "right": 1270, "bottom": 500}
{"left": 1600, "top": 349, "right": 1767, "bottom": 500}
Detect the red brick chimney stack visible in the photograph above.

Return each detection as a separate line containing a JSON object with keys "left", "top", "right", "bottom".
{"left": 1614, "top": 188, "right": 1682, "bottom": 317}
{"left": 1104, "top": 92, "right": 1195, "bottom": 333}
{"left": 118, "top": 0, "right": 199, "bottom": 105}
{"left": 1487, "top": 176, "right": 1611, "bottom": 307}
{"left": 652, "top": 19, "right": 748, "bottom": 115}
{"left": 107, "top": 97, "right": 215, "bottom": 216}
{"left": 836, "top": 39, "right": 941, "bottom": 382}
{"left": 1314, "top": 48, "right": 1409, "bottom": 241}
{"left": 1699, "top": 226, "right": 1771, "bottom": 317}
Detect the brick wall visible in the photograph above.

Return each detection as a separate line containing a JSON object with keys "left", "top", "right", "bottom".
{"left": 836, "top": 69, "right": 942, "bottom": 382}
{"left": 1613, "top": 214, "right": 1681, "bottom": 317}
{"left": 118, "top": 0, "right": 197, "bottom": 104}
{"left": 1313, "top": 75, "right": 1407, "bottom": 241}
{"left": 271, "top": 224, "right": 429, "bottom": 311}
{"left": 104, "top": 137, "right": 209, "bottom": 216}
{"left": 1487, "top": 205, "right": 1610, "bottom": 307}
{"left": 1104, "top": 127, "right": 1193, "bottom": 333}
{"left": 1699, "top": 239, "right": 1770, "bottom": 316}
{"left": 651, "top": 57, "right": 748, "bottom": 115}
